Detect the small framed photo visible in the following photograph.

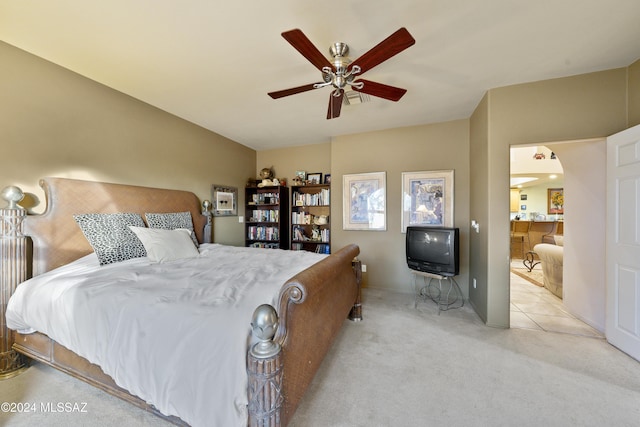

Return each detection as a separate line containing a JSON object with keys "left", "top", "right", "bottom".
{"left": 295, "top": 171, "right": 306, "bottom": 180}
{"left": 324, "top": 174, "right": 331, "bottom": 184}
{"left": 307, "top": 173, "right": 322, "bottom": 184}
{"left": 520, "top": 194, "right": 527, "bottom": 201}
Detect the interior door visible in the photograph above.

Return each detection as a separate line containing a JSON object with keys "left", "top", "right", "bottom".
{"left": 606, "top": 124, "right": 640, "bottom": 361}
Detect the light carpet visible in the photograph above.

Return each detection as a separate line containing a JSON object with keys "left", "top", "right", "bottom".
{"left": 2, "top": 288, "right": 639, "bottom": 427}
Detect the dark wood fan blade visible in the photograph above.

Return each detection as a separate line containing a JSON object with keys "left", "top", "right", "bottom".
{"left": 348, "top": 27, "right": 415, "bottom": 75}
{"left": 268, "top": 83, "right": 323, "bottom": 99}
{"left": 282, "top": 29, "right": 336, "bottom": 72}
{"left": 352, "top": 79, "right": 407, "bottom": 101}
{"left": 327, "top": 90, "right": 344, "bottom": 119}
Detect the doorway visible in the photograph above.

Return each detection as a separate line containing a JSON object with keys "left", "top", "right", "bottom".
{"left": 509, "top": 140, "right": 606, "bottom": 336}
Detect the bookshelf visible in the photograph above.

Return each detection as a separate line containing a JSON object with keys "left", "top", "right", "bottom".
{"left": 245, "top": 185, "right": 289, "bottom": 249}
{"left": 290, "top": 184, "right": 330, "bottom": 253}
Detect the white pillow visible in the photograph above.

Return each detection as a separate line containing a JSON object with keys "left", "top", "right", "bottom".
{"left": 128, "top": 226, "right": 199, "bottom": 263}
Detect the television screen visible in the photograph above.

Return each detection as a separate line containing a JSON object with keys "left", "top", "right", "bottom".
{"left": 406, "top": 227, "right": 459, "bottom": 276}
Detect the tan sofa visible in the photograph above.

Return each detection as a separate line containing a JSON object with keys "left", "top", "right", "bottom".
{"left": 533, "top": 236, "right": 563, "bottom": 298}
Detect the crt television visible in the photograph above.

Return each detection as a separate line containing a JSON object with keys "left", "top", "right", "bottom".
{"left": 406, "top": 226, "right": 459, "bottom": 276}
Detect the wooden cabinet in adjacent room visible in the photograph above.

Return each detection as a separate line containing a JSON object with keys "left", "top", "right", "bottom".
{"left": 510, "top": 189, "right": 520, "bottom": 212}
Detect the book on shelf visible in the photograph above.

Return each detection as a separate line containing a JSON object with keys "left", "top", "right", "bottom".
{"left": 250, "top": 209, "right": 279, "bottom": 222}
{"left": 315, "top": 244, "right": 330, "bottom": 254}
{"left": 247, "top": 226, "right": 279, "bottom": 241}
{"left": 250, "top": 192, "right": 281, "bottom": 205}
{"left": 292, "top": 188, "right": 330, "bottom": 206}
{"left": 291, "top": 211, "right": 312, "bottom": 224}
{"left": 249, "top": 242, "right": 280, "bottom": 249}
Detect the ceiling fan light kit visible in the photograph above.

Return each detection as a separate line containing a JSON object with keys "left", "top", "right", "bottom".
{"left": 344, "top": 91, "right": 370, "bottom": 105}
{"left": 268, "top": 27, "right": 415, "bottom": 119}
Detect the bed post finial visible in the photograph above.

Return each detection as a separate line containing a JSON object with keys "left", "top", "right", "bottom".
{"left": 249, "top": 304, "right": 280, "bottom": 358}
{"left": 247, "top": 304, "right": 283, "bottom": 426}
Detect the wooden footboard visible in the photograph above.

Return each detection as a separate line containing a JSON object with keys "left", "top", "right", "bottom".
{"left": 247, "top": 243, "right": 361, "bottom": 426}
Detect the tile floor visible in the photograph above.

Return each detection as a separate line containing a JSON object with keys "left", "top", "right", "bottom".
{"left": 510, "top": 271, "right": 604, "bottom": 338}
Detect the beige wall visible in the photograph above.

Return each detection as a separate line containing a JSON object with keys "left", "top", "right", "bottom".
{"left": 630, "top": 58, "right": 640, "bottom": 127}
{"left": 258, "top": 123, "right": 471, "bottom": 295}
{"left": 331, "top": 120, "right": 470, "bottom": 295}
{"left": 0, "top": 41, "right": 255, "bottom": 246}
{"left": 472, "top": 68, "right": 629, "bottom": 327}
{"left": 469, "top": 93, "right": 489, "bottom": 321}
{"left": 256, "top": 143, "right": 331, "bottom": 185}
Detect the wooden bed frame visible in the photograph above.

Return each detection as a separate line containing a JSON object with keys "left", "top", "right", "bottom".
{"left": 10, "top": 177, "right": 362, "bottom": 426}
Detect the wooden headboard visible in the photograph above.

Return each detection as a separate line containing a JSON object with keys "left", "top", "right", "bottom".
{"left": 25, "top": 177, "right": 208, "bottom": 276}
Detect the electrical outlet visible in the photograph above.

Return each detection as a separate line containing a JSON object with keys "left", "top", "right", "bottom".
{"left": 238, "top": 216, "right": 244, "bottom": 223}
{"left": 361, "top": 264, "right": 367, "bottom": 273}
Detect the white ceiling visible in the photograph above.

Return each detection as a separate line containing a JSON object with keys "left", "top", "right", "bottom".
{"left": 2, "top": 1, "right": 640, "bottom": 151}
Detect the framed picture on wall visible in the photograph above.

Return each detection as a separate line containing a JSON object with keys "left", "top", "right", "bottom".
{"left": 401, "top": 170, "right": 454, "bottom": 232}
{"left": 547, "top": 188, "right": 564, "bottom": 214}
{"left": 343, "top": 172, "right": 386, "bottom": 231}
{"left": 211, "top": 185, "right": 238, "bottom": 216}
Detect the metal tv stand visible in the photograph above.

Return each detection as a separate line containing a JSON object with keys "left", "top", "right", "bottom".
{"left": 411, "top": 270, "right": 464, "bottom": 313}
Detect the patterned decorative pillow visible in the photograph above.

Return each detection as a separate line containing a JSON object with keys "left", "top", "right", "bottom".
{"left": 73, "top": 213, "right": 147, "bottom": 265}
{"left": 145, "top": 212, "right": 198, "bottom": 246}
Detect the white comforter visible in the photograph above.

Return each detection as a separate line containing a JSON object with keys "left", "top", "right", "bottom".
{"left": 6, "top": 244, "right": 326, "bottom": 426}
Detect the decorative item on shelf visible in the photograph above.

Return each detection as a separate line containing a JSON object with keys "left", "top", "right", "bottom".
{"left": 292, "top": 176, "right": 304, "bottom": 186}
{"left": 533, "top": 152, "right": 546, "bottom": 159}
{"left": 311, "top": 226, "right": 321, "bottom": 241}
{"left": 258, "top": 179, "right": 275, "bottom": 188}
{"left": 260, "top": 167, "right": 273, "bottom": 180}
{"left": 313, "top": 215, "right": 328, "bottom": 225}
{"left": 306, "top": 173, "right": 322, "bottom": 185}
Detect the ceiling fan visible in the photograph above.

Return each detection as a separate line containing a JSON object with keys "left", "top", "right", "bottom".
{"left": 268, "top": 28, "right": 416, "bottom": 119}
